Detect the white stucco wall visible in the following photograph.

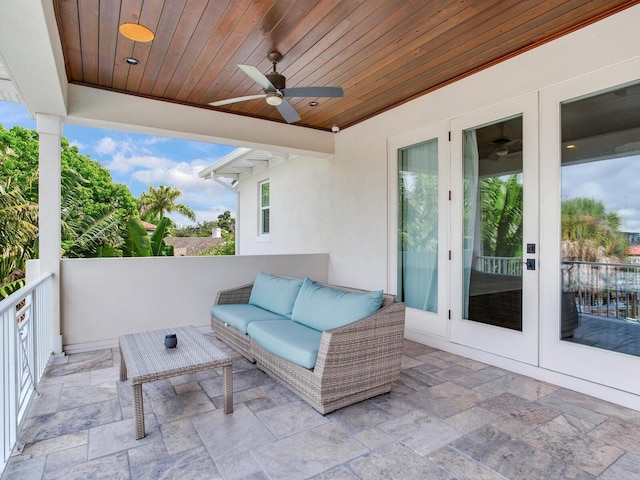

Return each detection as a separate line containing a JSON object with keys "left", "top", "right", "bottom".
{"left": 237, "top": 154, "right": 335, "bottom": 257}
{"left": 60, "top": 254, "right": 328, "bottom": 351}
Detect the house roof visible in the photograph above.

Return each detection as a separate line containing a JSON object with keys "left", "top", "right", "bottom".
{"left": 163, "top": 237, "right": 224, "bottom": 257}
{"left": 141, "top": 221, "right": 156, "bottom": 232}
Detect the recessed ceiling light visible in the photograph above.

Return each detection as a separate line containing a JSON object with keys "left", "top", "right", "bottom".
{"left": 566, "top": 144, "right": 576, "bottom": 149}
{"left": 308, "top": 101, "right": 319, "bottom": 107}
{"left": 124, "top": 57, "right": 140, "bottom": 65}
{"left": 119, "top": 23, "right": 155, "bottom": 42}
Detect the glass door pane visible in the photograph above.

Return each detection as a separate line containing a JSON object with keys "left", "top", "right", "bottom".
{"left": 398, "top": 139, "right": 438, "bottom": 312}
{"left": 560, "top": 80, "right": 640, "bottom": 357}
{"left": 463, "top": 116, "right": 524, "bottom": 330}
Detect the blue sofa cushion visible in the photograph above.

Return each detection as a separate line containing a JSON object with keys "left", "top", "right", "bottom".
{"left": 211, "top": 304, "right": 289, "bottom": 334}
{"left": 248, "top": 272, "right": 303, "bottom": 318}
{"left": 292, "top": 278, "right": 383, "bottom": 331}
{"left": 247, "top": 320, "right": 322, "bottom": 369}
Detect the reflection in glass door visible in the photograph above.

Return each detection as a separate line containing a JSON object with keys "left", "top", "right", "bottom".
{"left": 463, "top": 116, "right": 524, "bottom": 330}
{"left": 560, "top": 81, "right": 640, "bottom": 357}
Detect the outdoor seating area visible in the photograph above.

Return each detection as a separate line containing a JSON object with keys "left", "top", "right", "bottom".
{"left": 4, "top": 336, "right": 640, "bottom": 480}
{"left": 211, "top": 272, "right": 406, "bottom": 413}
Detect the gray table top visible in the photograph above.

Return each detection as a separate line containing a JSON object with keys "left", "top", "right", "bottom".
{"left": 119, "top": 326, "right": 231, "bottom": 383}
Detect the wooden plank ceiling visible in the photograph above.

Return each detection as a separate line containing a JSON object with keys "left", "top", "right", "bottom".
{"left": 53, "top": 0, "right": 638, "bottom": 131}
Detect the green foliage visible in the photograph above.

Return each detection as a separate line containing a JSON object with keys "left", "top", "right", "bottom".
{"left": 149, "top": 217, "right": 173, "bottom": 256}
{"left": 122, "top": 217, "right": 152, "bottom": 257}
{"left": 60, "top": 167, "right": 125, "bottom": 257}
{"left": 174, "top": 211, "right": 235, "bottom": 238}
{"left": 1, "top": 123, "right": 178, "bottom": 286}
{"left": 480, "top": 175, "right": 523, "bottom": 258}
{"left": 199, "top": 231, "right": 236, "bottom": 256}
{"left": 562, "top": 197, "right": 627, "bottom": 262}
{"left": 174, "top": 220, "right": 218, "bottom": 237}
{"left": 0, "top": 139, "right": 38, "bottom": 297}
{"left": 217, "top": 210, "right": 235, "bottom": 233}
{"left": 121, "top": 217, "right": 174, "bottom": 257}
{"left": 399, "top": 173, "right": 438, "bottom": 252}
{"left": 138, "top": 185, "right": 196, "bottom": 222}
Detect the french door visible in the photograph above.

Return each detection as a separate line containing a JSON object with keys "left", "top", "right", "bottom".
{"left": 539, "top": 59, "right": 640, "bottom": 395}
{"left": 450, "top": 93, "right": 539, "bottom": 365}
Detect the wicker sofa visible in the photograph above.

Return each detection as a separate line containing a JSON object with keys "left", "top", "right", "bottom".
{"left": 210, "top": 272, "right": 405, "bottom": 414}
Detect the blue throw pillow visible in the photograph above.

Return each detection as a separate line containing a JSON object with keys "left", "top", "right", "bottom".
{"left": 248, "top": 272, "right": 303, "bottom": 318}
{"left": 291, "top": 278, "right": 383, "bottom": 331}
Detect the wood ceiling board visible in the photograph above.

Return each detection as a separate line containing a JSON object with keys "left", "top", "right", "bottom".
{"left": 111, "top": 0, "right": 143, "bottom": 90}
{"left": 97, "top": 0, "right": 121, "bottom": 87}
{"left": 77, "top": 0, "right": 100, "bottom": 85}
{"left": 54, "top": 0, "right": 83, "bottom": 81}
{"left": 52, "top": 0, "right": 640, "bottom": 131}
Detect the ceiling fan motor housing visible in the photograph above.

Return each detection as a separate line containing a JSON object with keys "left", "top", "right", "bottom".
{"left": 266, "top": 72, "right": 286, "bottom": 90}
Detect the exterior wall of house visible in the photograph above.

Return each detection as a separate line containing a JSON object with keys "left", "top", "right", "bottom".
{"left": 60, "top": 254, "right": 328, "bottom": 352}
{"left": 234, "top": 6, "right": 640, "bottom": 408}
{"left": 237, "top": 153, "right": 335, "bottom": 257}
{"left": 238, "top": 6, "right": 640, "bottom": 294}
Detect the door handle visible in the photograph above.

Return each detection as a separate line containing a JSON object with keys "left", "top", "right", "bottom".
{"left": 525, "top": 258, "right": 536, "bottom": 270}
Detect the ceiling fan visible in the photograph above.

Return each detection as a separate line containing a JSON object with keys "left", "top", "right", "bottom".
{"left": 209, "top": 52, "right": 344, "bottom": 124}
{"left": 486, "top": 122, "right": 520, "bottom": 159}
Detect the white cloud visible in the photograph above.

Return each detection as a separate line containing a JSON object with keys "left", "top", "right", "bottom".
{"left": 562, "top": 155, "right": 640, "bottom": 232}
{"left": 107, "top": 152, "right": 175, "bottom": 173}
{"left": 95, "top": 137, "right": 117, "bottom": 154}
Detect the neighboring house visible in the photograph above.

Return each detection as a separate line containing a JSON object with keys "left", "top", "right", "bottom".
{"left": 164, "top": 237, "right": 224, "bottom": 256}
{"left": 628, "top": 245, "right": 640, "bottom": 264}
{"left": 141, "top": 221, "right": 156, "bottom": 235}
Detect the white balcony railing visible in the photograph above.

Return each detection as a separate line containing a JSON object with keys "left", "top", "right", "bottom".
{"left": 562, "top": 260, "right": 640, "bottom": 321}
{"left": 475, "top": 255, "right": 523, "bottom": 276}
{"left": 1, "top": 273, "right": 53, "bottom": 470}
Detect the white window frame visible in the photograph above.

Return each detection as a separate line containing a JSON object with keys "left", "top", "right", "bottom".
{"left": 258, "top": 180, "right": 270, "bottom": 240}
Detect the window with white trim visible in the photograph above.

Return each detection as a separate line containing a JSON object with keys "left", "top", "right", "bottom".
{"left": 259, "top": 180, "right": 270, "bottom": 236}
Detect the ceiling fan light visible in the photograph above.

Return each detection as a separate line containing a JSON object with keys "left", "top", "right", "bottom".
{"left": 495, "top": 145, "right": 509, "bottom": 157}
{"left": 265, "top": 93, "right": 283, "bottom": 106}
{"left": 119, "top": 23, "right": 155, "bottom": 42}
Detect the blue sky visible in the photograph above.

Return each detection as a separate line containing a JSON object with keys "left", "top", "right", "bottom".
{"left": 0, "top": 101, "right": 237, "bottom": 226}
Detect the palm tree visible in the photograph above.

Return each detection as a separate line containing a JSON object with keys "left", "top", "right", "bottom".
{"left": 137, "top": 185, "right": 196, "bottom": 223}
{"left": 561, "top": 197, "right": 627, "bottom": 262}
{"left": 0, "top": 141, "right": 38, "bottom": 297}
{"left": 480, "top": 174, "right": 523, "bottom": 258}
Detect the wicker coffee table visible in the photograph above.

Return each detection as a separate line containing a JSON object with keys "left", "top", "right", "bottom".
{"left": 119, "top": 326, "right": 233, "bottom": 439}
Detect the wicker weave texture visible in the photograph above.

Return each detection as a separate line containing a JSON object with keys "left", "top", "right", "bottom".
{"left": 119, "top": 326, "right": 233, "bottom": 438}
{"left": 210, "top": 279, "right": 405, "bottom": 414}
{"left": 251, "top": 294, "right": 405, "bottom": 414}
{"left": 211, "top": 317, "right": 254, "bottom": 361}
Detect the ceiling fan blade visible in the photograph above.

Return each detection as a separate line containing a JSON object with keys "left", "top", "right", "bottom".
{"left": 276, "top": 98, "right": 301, "bottom": 123}
{"left": 238, "top": 64, "right": 276, "bottom": 92}
{"left": 281, "top": 86, "right": 344, "bottom": 98}
{"left": 209, "top": 94, "right": 266, "bottom": 107}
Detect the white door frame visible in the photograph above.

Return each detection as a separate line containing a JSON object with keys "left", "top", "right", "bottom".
{"left": 450, "top": 92, "right": 540, "bottom": 365}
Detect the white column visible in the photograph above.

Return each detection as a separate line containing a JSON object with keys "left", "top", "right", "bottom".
{"left": 37, "top": 114, "right": 63, "bottom": 354}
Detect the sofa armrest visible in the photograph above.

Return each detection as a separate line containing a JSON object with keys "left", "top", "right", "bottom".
{"left": 214, "top": 283, "right": 254, "bottom": 305}
{"left": 314, "top": 297, "right": 405, "bottom": 381}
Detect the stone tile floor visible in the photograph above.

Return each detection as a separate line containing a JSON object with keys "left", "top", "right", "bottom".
{"left": 3, "top": 335, "right": 640, "bottom": 479}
